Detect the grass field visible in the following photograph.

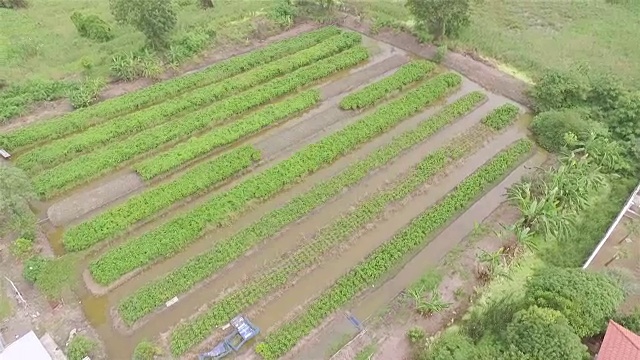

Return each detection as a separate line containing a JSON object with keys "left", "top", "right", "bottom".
{"left": 1, "top": 24, "right": 542, "bottom": 359}
{"left": 0, "top": 0, "right": 278, "bottom": 84}
{"left": 348, "top": 0, "right": 640, "bottom": 86}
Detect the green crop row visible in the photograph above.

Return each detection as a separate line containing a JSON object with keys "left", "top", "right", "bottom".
{"left": 62, "top": 146, "right": 260, "bottom": 252}
{"left": 116, "top": 81, "right": 481, "bottom": 327}
{"left": 481, "top": 103, "right": 520, "bottom": 131}
{"left": 88, "top": 72, "right": 462, "bottom": 286}
{"left": 134, "top": 90, "right": 320, "bottom": 180}
{"left": 16, "top": 33, "right": 358, "bottom": 174}
{"left": 339, "top": 60, "right": 436, "bottom": 110}
{"left": 0, "top": 27, "right": 341, "bottom": 152}
{"left": 32, "top": 46, "right": 369, "bottom": 200}
{"left": 167, "top": 121, "right": 491, "bottom": 355}
{"left": 254, "top": 139, "right": 534, "bottom": 359}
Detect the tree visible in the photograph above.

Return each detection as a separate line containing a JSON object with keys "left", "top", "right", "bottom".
{"left": 504, "top": 306, "right": 589, "bottom": 360}
{"left": 405, "top": 0, "right": 471, "bottom": 41}
{"left": 109, "top": 0, "right": 177, "bottom": 49}
{"left": 524, "top": 267, "right": 624, "bottom": 338}
{"left": 530, "top": 68, "right": 590, "bottom": 112}
{"left": 0, "top": 164, "right": 35, "bottom": 237}
{"left": 199, "top": 0, "right": 213, "bottom": 9}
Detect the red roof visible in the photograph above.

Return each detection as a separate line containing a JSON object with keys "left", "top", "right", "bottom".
{"left": 598, "top": 320, "right": 640, "bottom": 360}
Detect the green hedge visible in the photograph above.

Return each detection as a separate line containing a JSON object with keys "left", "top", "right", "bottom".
{"left": 339, "top": 60, "right": 436, "bottom": 110}
{"left": 32, "top": 46, "right": 369, "bottom": 199}
{"left": 167, "top": 115, "right": 490, "bottom": 355}
{"left": 0, "top": 26, "right": 341, "bottom": 151}
{"left": 16, "top": 33, "right": 357, "bottom": 174}
{"left": 88, "top": 72, "right": 462, "bottom": 286}
{"left": 135, "top": 90, "right": 320, "bottom": 179}
{"left": 255, "top": 139, "right": 534, "bottom": 359}
{"left": 119, "top": 89, "right": 484, "bottom": 329}
{"left": 62, "top": 146, "right": 261, "bottom": 252}
{"left": 481, "top": 103, "right": 520, "bottom": 131}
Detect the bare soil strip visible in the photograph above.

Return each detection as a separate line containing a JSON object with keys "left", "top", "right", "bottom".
{"left": 285, "top": 151, "right": 546, "bottom": 360}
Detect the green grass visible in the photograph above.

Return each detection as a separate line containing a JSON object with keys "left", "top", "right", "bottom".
{"left": 347, "top": 0, "right": 640, "bottom": 86}
{"left": 355, "top": 344, "right": 377, "bottom": 360}
{"left": 0, "top": 291, "right": 13, "bottom": 321}
{"left": 0, "top": 0, "right": 279, "bottom": 84}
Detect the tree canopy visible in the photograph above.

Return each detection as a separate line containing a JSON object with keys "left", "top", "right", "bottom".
{"left": 109, "top": 0, "right": 177, "bottom": 49}
{"left": 405, "top": 0, "right": 471, "bottom": 40}
{"left": 524, "top": 267, "right": 624, "bottom": 338}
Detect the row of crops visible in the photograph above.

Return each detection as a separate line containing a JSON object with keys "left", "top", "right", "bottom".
{"left": 0, "top": 26, "right": 342, "bottom": 151}
{"left": 115, "top": 90, "right": 489, "bottom": 327}
{"left": 165, "top": 112, "right": 511, "bottom": 356}
{"left": 255, "top": 139, "right": 533, "bottom": 359}
{"left": 87, "top": 72, "right": 463, "bottom": 286}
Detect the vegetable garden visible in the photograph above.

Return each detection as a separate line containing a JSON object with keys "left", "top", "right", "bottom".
{"left": 1, "top": 26, "right": 537, "bottom": 359}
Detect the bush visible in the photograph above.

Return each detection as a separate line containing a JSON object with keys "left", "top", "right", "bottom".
{"left": 111, "top": 51, "right": 163, "bottom": 81}
{"left": 504, "top": 306, "right": 589, "bottom": 360}
{"left": 66, "top": 335, "right": 95, "bottom": 360}
{"left": 133, "top": 340, "right": 160, "bottom": 360}
{"left": 434, "top": 44, "right": 447, "bottom": 64}
{"left": 22, "top": 255, "right": 49, "bottom": 284}
{"left": 10, "top": 238, "right": 33, "bottom": 260}
{"left": 425, "top": 331, "right": 475, "bottom": 360}
{"left": 407, "top": 327, "right": 427, "bottom": 344}
{"left": 525, "top": 267, "right": 625, "bottom": 338}
{"left": 530, "top": 69, "right": 589, "bottom": 112}
{"left": 70, "top": 12, "right": 114, "bottom": 42}
{"left": 613, "top": 308, "right": 640, "bottom": 333}
{"left": 530, "top": 108, "right": 602, "bottom": 153}
{"left": 463, "top": 294, "right": 525, "bottom": 341}
{"left": 168, "top": 27, "right": 215, "bottom": 65}
{"left": 68, "top": 78, "right": 106, "bottom": 109}
{"left": 270, "top": 0, "right": 297, "bottom": 28}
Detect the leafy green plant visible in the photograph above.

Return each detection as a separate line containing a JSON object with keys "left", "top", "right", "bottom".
{"left": 31, "top": 43, "right": 368, "bottom": 199}
{"left": 122, "top": 91, "right": 485, "bottom": 331}
{"left": 405, "top": 0, "right": 471, "bottom": 40}
{"left": 407, "top": 327, "right": 427, "bottom": 344}
{"left": 63, "top": 146, "right": 260, "bottom": 252}
{"left": 18, "top": 33, "right": 357, "bottom": 174}
{"left": 168, "top": 26, "right": 216, "bottom": 65}
{"left": 91, "top": 72, "right": 458, "bottom": 288}
{"left": 133, "top": 340, "right": 161, "bottom": 360}
{"left": 481, "top": 103, "right": 520, "bottom": 131}
{"left": 254, "top": 140, "right": 533, "bottom": 359}
{"left": 434, "top": 44, "right": 447, "bottom": 63}
{"left": 22, "top": 255, "right": 49, "bottom": 283}
{"left": 10, "top": 238, "right": 33, "bottom": 260}
{"left": 110, "top": 0, "right": 177, "bottom": 49}
{"left": 270, "top": 0, "right": 297, "bottom": 28}
{"left": 0, "top": 80, "right": 69, "bottom": 124}
{"left": 530, "top": 108, "right": 601, "bottom": 153}
{"left": 70, "top": 12, "right": 114, "bottom": 42}
{"left": 133, "top": 90, "right": 320, "bottom": 179}
{"left": 416, "top": 291, "right": 450, "bottom": 316}
{"left": 66, "top": 335, "right": 95, "bottom": 360}
{"left": 68, "top": 77, "right": 106, "bottom": 109}
{"left": 0, "top": 26, "right": 341, "bottom": 151}
{"left": 339, "top": 60, "right": 436, "bottom": 110}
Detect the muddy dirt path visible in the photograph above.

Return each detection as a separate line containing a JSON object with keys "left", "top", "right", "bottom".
{"left": 286, "top": 151, "right": 546, "bottom": 360}
{"left": 112, "top": 88, "right": 502, "bottom": 336}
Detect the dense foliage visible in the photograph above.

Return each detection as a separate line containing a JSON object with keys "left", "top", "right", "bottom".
{"left": 31, "top": 45, "right": 368, "bottom": 199}
{"left": 255, "top": 139, "right": 533, "bottom": 359}
{"left": 0, "top": 164, "right": 35, "bottom": 237}
{"left": 133, "top": 91, "right": 320, "bottom": 179}
{"left": 16, "top": 33, "right": 356, "bottom": 174}
{"left": 89, "top": 73, "right": 460, "bottom": 287}
{"left": 122, "top": 91, "right": 485, "bottom": 331}
{"left": 524, "top": 267, "right": 624, "bottom": 338}
{"left": 405, "top": 0, "right": 471, "bottom": 40}
{"left": 481, "top": 103, "right": 520, "bottom": 131}
{"left": 339, "top": 60, "right": 435, "bottom": 110}
{"left": 530, "top": 108, "right": 601, "bottom": 153}
{"left": 0, "top": 26, "right": 340, "bottom": 151}
{"left": 0, "top": 80, "right": 69, "bottom": 124}
{"left": 110, "top": 0, "right": 177, "bottom": 49}
{"left": 70, "top": 12, "right": 114, "bottom": 42}
{"left": 62, "top": 146, "right": 260, "bottom": 252}
{"left": 66, "top": 335, "right": 95, "bottom": 360}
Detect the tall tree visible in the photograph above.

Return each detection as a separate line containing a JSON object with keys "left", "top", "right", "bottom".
{"left": 405, "top": 0, "right": 471, "bottom": 41}
{"left": 199, "top": 0, "right": 214, "bottom": 9}
{"left": 0, "top": 164, "right": 35, "bottom": 237}
{"left": 109, "top": 0, "right": 177, "bottom": 49}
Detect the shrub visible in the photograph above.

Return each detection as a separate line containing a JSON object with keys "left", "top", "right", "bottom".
{"left": 70, "top": 12, "right": 114, "bottom": 42}
{"left": 530, "top": 108, "right": 602, "bottom": 153}
{"left": 66, "top": 335, "right": 95, "bottom": 360}
{"left": 0, "top": 0, "right": 28, "bottom": 8}
{"left": 68, "top": 78, "right": 106, "bottom": 109}
{"left": 434, "top": 44, "right": 447, "bottom": 63}
{"left": 10, "top": 238, "right": 33, "bottom": 260}
{"left": 525, "top": 267, "right": 625, "bottom": 338}
{"left": 407, "top": 327, "right": 427, "bottom": 344}
{"left": 426, "top": 331, "right": 475, "bottom": 360}
{"left": 269, "top": 0, "right": 296, "bottom": 28}
{"left": 168, "top": 26, "right": 215, "bottom": 65}
{"left": 133, "top": 340, "right": 160, "bottom": 360}
{"left": 463, "top": 293, "right": 525, "bottom": 341}
{"left": 22, "top": 255, "right": 49, "bottom": 284}
{"left": 111, "top": 51, "right": 163, "bottom": 81}
{"left": 530, "top": 68, "right": 589, "bottom": 112}
{"left": 614, "top": 308, "right": 640, "bottom": 333}
{"left": 504, "top": 306, "right": 589, "bottom": 360}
